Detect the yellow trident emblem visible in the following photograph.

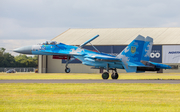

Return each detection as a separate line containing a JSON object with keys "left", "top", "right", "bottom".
{"left": 131, "top": 46, "right": 136, "bottom": 54}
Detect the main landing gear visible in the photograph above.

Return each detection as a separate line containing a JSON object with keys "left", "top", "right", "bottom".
{"left": 111, "top": 72, "right": 119, "bottom": 79}
{"left": 102, "top": 68, "right": 119, "bottom": 80}
{"left": 102, "top": 72, "right": 109, "bottom": 79}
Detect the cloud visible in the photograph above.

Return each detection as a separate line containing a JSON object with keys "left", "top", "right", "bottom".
{"left": 0, "top": 17, "right": 68, "bottom": 39}
{"left": 0, "top": 0, "right": 180, "bottom": 55}
{"left": 1, "top": 0, "right": 180, "bottom": 29}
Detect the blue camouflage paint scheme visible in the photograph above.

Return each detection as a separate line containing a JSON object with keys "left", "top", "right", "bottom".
{"left": 62, "top": 46, "right": 112, "bottom": 63}
{"left": 62, "top": 45, "right": 162, "bottom": 63}
{"left": 116, "top": 35, "right": 146, "bottom": 72}
{"left": 14, "top": 35, "right": 171, "bottom": 73}
{"left": 141, "top": 42, "right": 152, "bottom": 61}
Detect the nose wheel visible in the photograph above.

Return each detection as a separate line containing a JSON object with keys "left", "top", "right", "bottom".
{"left": 64, "top": 56, "right": 75, "bottom": 73}
{"left": 65, "top": 68, "right": 70, "bottom": 73}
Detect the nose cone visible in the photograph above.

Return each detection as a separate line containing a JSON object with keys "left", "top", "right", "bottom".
{"left": 14, "top": 46, "right": 32, "bottom": 54}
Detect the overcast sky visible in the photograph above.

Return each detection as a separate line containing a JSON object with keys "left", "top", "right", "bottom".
{"left": 0, "top": 0, "right": 180, "bottom": 55}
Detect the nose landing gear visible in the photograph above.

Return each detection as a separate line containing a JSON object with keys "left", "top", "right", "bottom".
{"left": 65, "top": 67, "right": 70, "bottom": 73}
{"left": 64, "top": 56, "right": 75, "bottom": 73}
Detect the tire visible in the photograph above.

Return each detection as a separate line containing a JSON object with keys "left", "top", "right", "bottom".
{"left": 102, "top": 72, "right": 109, "bottom": 79}
{"left": 65, "top": 68, "right": 70, "bottom": 73}
{"left": 111, "top": 73, "right": 118, "bottom": 79}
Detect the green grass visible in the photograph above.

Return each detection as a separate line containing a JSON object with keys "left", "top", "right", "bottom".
{"left": 0, "top": 83, "right": 180, "bottom": 112}
{"left": 0, "top": 72, "right": 180, "bottom": 80}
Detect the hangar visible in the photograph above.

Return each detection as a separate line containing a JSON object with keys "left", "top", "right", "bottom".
{"left": 38, "top": 28, "right": 180, "bottom": 73}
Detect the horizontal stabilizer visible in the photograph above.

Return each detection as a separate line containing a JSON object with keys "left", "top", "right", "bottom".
{"left": 127, "top": 62, "right": 146, "bottom": 67}
{"left": 123, "top": 65, "right": 137, "bottom": 72}
{"left": 122, "top": 61, "right": 152, "bottom": 73}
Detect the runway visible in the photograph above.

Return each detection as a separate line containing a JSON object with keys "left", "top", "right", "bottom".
{"left": 0, "top": 79, "right": 180, "bottom": 84}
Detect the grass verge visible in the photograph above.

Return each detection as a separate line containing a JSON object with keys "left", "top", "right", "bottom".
{"left": 0, "top": 83, "right": 180, "bottom": 112}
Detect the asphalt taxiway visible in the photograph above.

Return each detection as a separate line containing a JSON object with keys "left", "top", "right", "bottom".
{"left": 0, "top": 79, "right": 180, "bottom": 84}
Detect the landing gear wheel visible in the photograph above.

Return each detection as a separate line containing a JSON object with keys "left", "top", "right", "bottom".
{"left": 111, "top": 73, "right": 118, "bottom": 79}
{"left": 65, "top": 68, "right": 70, "bottom": 73}
{"left": 102, "top": 72, "right": 109, "bottom": 79}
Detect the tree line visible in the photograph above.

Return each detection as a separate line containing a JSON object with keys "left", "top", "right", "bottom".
{"left": 0, "top": 48, "right": 38, "bottom": 67}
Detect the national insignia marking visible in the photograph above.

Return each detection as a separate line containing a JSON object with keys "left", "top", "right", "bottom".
{"left": 131, "top": 46, "right": 136, "bottom": 54}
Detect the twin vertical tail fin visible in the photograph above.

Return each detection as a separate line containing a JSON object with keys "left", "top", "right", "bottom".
{"left": 141, "top": 36, "right": 153, "bottom": 61}
{"left": 116, "top": 35, "right": 145, "bottom": 72}
{"left": 116, "top": 35, "right": 145, "bottom": 62}
{"left": 116, "top": 35, "right": 153, "bottom": 72}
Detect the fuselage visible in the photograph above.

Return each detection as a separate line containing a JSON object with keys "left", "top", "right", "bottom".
{"left": 14, "top": 40, "right": 171, "bottom": 72}
{"left": 14, "top": 43, "right": 124, "bottom": 69}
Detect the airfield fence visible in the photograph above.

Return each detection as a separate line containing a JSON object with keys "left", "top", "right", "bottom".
{"left": 0, "top": 67, "right": 37, "bottom": 72}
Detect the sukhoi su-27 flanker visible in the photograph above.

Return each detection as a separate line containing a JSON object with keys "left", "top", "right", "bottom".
{"left": 14, "top": 35, "right": 172, "bottom": 79}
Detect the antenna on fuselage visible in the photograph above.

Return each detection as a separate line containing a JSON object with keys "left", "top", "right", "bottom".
{"left": 79, "top": 35, "right": 100, "bottom": 53}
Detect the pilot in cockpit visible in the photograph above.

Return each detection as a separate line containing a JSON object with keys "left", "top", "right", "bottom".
{"left": 45, "top": 41, "right": 49, "bottom": 45}
{"left": 50, "top": 41, "right": 57, "bottom": 45}
{"left": 38, "top": 41, "right": 58, "bottom": 45}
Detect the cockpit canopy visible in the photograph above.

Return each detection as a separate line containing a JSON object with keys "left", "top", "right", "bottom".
{"left": 38, "top": 41, "right": 58, "bottom": 45}
{"left": 38, "top": 41, "right": 66, "bottom": 45}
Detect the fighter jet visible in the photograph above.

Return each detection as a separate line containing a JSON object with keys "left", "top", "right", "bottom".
{"left": 14, "top": 35, "right": 172, "bottom": 79}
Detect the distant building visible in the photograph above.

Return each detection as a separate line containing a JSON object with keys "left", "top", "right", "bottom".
{"left": 38, "top": 28, "right": 180, "bottom": 73}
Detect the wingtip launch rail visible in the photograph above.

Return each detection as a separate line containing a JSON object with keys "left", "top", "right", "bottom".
{"left": 79, "top": 35, "right": 99, "bottom": 48}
